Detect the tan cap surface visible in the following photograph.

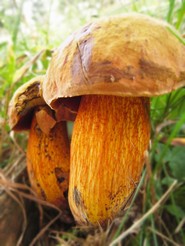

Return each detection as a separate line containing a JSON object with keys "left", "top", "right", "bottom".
{"left": 43, "top": 13, "right": 185, "bottom": 109}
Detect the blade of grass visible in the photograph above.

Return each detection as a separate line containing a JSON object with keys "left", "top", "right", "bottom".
{"left": 175, "top": 0, "right": 185, "bottom": 29}
{"left": 151, "top": 215, "right": 159, "bottom": 246}
{"left": 12, "top": 49, "right": 45, "bottom": 84}
{"left": 166, "top": 26, "right": 185, "bottom": 45}
{"left": 12, "top": 0, "right": 24, "bottom": 47}
{"left": 166, "top": 0, "right": 175, "bottom": 23}
{"left": 113, "top": 169, "right": 146, "bottom": 240}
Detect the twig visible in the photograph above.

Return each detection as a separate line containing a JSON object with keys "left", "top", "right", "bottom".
{"left": 29, "top": 210, "right": 62, "bottom": 246}
{"left": 0, "top": 170, "right": 63, "bottom": 245}
{"left": 110, "top": 180, "right": 178, "bottom": 246}
{"left": 9, "top": 131, "right": 26, "bottom": 156}
{"left": 148, "top": 227, "right": 182, "bottom": 246}
{"left": 155, "top": 120, "right": 176, "bottom": 135}
{"left": 175, "top": 217, "right": 185, "bottom": 234}
{"left": 4, "top": 189, "right": 27, "bottom": 246}
{"left": 4, "top": 155, "right": 25, "bottom": 178}
{"left": 0, "top": 171, "right": 62, "bottom": 211}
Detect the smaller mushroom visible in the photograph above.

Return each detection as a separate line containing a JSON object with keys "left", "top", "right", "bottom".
{"left": 8, "top": 76, "right": 70, "bottom": 209}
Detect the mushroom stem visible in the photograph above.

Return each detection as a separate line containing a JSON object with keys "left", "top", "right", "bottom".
{"left": 69, "top": 95, "right": 150, "bottom": 225}
{"left": 27, "top": 107, "right": 70, "bottom": 209}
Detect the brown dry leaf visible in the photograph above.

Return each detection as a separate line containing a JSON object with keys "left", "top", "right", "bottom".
{"left": 160, "top": 137, "right": 185, "bottom": 146}
{"left": 155, "top": 120, "right": 176, "bottom": 135}
{"left": 16, "top": 53, "right": 28, "bottom": 65}
{"left": 170, "top": 138, "right": 185, "bottom": 146}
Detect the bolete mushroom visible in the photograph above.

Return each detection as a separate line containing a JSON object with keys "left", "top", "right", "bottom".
{"left": 8, "top": 76, "right": 70, "bottom": 209}
{"left": 43, "top": 14, "right": 185, "bottom": 225}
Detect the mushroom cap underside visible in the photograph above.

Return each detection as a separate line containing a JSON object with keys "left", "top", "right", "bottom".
{"left": 43, "top": 13, "right": 185, "bottom": 110}
{"left": 8, "top": 76, "right": 45, "bottom": 131}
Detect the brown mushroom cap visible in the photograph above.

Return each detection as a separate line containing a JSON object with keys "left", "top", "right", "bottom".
{"left": 43, "top": 13, "right": 185, "bottom": 110}
{"left": 8, "top": 76, "right": 45, "bottom": 131}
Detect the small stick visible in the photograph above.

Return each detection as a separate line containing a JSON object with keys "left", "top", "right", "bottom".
{"left": 148, "top": 227, "right": 181, "bottom": 246}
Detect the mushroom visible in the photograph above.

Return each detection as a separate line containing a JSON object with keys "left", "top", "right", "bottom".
{"left": 8, "top": 76, "right": 70, "bottom": 209}
{"left": 42, "top": 13, "right": 185, "bottom": 225}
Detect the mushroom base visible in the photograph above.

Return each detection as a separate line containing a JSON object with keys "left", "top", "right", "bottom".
{"left": 69, "top": 95, "right": 150, "bottom": 226}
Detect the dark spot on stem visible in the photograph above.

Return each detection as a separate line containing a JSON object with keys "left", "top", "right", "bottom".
{"left": 73, "top": 187, "right": 81, "bottom": 208}
{"left": 34, "top": 124, "right": 42, "bottom": 136}
{"left": 58, "top": 177, "right": 65, "bottom": 183}
{"left": 55, "top": 167, "right": 65, "bottom": 184}
{"left": 40, "top": 188, "right": 46, "bottom": 200}
{"left": 63, "top": 189, "right": 68, "bottom": 200}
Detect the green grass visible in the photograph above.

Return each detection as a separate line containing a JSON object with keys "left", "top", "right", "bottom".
{"left": 0, "top": 0, "right": 185, "bottom": 245}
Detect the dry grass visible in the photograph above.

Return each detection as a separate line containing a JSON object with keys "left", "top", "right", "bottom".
{"left": 0, "top": 158, "right": 183, "bottom": 246}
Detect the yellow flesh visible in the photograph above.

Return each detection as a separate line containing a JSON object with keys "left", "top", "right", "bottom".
{"left": 69, "top": 95, "right": 150, "bottom": 225}
{"left": 27, "top": 114, "right": 70, "bottom": 209}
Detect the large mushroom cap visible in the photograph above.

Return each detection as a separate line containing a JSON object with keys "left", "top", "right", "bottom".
{"left": 43, "top": 13, "right": 185, "bottom": 110}
{"left": 8, "top": 76, "right": 45, "bottom": 131}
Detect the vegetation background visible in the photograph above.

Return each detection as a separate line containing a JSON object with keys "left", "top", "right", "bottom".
{"left": 0, "top": 0, "right": 185, "bottom": 245}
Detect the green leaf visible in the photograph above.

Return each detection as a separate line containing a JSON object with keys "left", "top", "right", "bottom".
{"left": 166, "top": 0, "right": 175, "bottom": 23}
{"left": 167, "top": 146, "right": 185, "bottom": 181}
{"left": 162, "top": 176, "right": 176, "bottom": 186}
{"left": 165, "top": 204, "right": 185, "bottom": 219}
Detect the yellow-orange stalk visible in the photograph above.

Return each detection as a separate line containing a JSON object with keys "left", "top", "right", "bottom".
{"left": 69, "top": 95, "right": 150, "bottom": 225}
{"left": 27, "top": 112, "right": 70, "bottom": 209}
